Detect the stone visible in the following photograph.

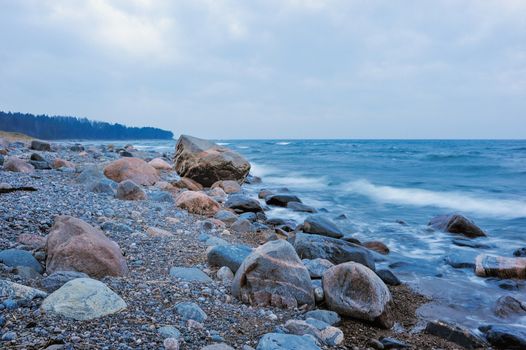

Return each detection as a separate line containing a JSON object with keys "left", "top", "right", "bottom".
{"left": 201, "top": 344, "right": 235, "bottom": 350}
{"left": 239, "top": 212, "right": 257, "bottom": 222}
{"left": 494, "top": 295, "right": 526, "bottom": 318}
{"left": 265, "top": 194, "right": 301, "bottom": 207}
{"left": 211, "top": 180, "right": 242, "bottom": 194}
{"left": 87, "top": 178, "right": 117, "bottom": 194}
{"left": 304, "top": 310, "right": 341, "bottom": 326}
{"left": 225, "top": 194, "right": 264, "bottom": 213}
{"left": 217, "top": 266, "right": 234, "bottom": 283}
{"left": 294, "top": 233, "right": 375, "bottom": 270}
{"left": 284, "top": 319, "right": 344, "bottom": 346}
{"left": 287, "top": 202, "right": 317, "bottom": 213}
{"left": 175, "top": 301, "right": 207, "bottom": 322}
{"left": 146, "top": 227, "right": 174, "bottom": 238}
{"left": 77, "top": 164, "right": 103, "bottom": 183}
{"left": 30, "top": 153, "right": 45, "bottom": 161}
{"left": 169, "top": 267, "right": 212, "bottom": 283}
{"left": 103, "top": 157, "right": 160, "bottom": 185}
{"left": 116, "top": 180, "right": 146, "bottom": 200}
{"left": 42, "top": 271, "right": 90, "bottom": 292}
{"left": 230, "top": 218, "right": 254, "bottom": 233}
{"left": 323, "top": 262, "right": 393, "bottom": 328}
{"left": 28, "top": 160, "right": 51, "bottom": 170}
{"left": 232, "top": 240, "right": 314, "bottom": 308}
{"left": 475, "top": 254, "right": 526, "bottom": 279}
{"left": 174, "top": 135, "right": 251, "bottom": 187}
{"left": 164, "top": 338, "right": 180, "bottom": 350}
{"left": 16, "top": 234, "right": 46, "bottom": 250}
{"left": 149, "top": 158, "right": 172, "bottom": 170}
{"left": 302, "top": 215, "right": 343, "bottom": 239}
{"left": 45, "top": 216, "right": 128, "bottom": 278}
{"left": 302, "top": 258, "right": 334, "bottom": 279}
{"left": 41, "top": 278, "right": 126, "bottom": 320}
{"left": 429, "top": 214, "right": 486, "bottom": 238}
{"left": 207, "top": 244, "right": 253, "bottom": 273}
{"left": 52, "top": 158, "right": 75, "bottom": 169}
{"left": 452, "top": 238, "right": 491, "bottom": 249}
{"left": 3, "top": 157, "right": 34, "bottom": 173}
{"left": 363, "top": 241, "right": 390, "bottom": 255}
{"left": 30, "top": 140, "right": 51, "bottom": 151}
{"left": 175, "top": 191, "right": 221, "bottom": 216}
{"left": 379, "top": 337, "right": 409, "bottom": 349}
{"left": 15, "top": 266, "right": 42, "bottom": 279}
{"left": 513, "top": 248, "right": 526, "bottom": 257}
{"left": 376, "top": 269, "right": 401, "bottom": 286}
{"left": 70, "top": 144, "right": 85, "bottom": 152}
{"left": 0, "top": 279, "right": 47, "bottom": 301}
{"left": 0, "top": 249, "right": 43, "bottom": 273}
{"left": 149, "top": 191, "right": 174, "bottom": 203}
{"left": 480, "top": 324, "right": 526, "bottom": 350}
{"left": 425, "top": 320, "right": 488, "bottom": 349}
{"left": 173, "top": 177, "right": 204, "bottom": 191}
{"left": 158, "top": 325, "right": 181, "bottom": 339}
{"left": 214, "top": 210, "right": 238, "bottom": 225}
{"left": 1, "top": 331, "right": 17, "bottom": 341}
{"left": 256, "top": 333, "right": 321, "bottom": 350}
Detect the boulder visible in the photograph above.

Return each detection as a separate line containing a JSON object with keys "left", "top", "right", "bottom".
{"left": 42, "top": 271, "right": 90, "bottom": 292}
{"left": 230, "top": 218, "right": 254, "bottom": 233}
{"left": 363, "top": 241, "right": 390, "bottom": 255}
{"left": 103, "top": 157, "right": 160, "bottom": 185}
{"left": 0, "top": 249, "right": 43, "bottom": 273}
{"left": 173, "top": 177, "right": 204, "bottom": 191}
{"left": 3, "top": 157, "right": 34, "bottom": 173}
{"left": 294, "top": 233, "right": 375, "bottom": 270}
{"left": 30, "top": 153, "right": 45, "bottom": 161}
{"left": 323, "top": 262, "right": 393, "bottom": 328}
{"left": 174, "top": 135, "right": 251, "bottom": 187}
{"left": 265, "top": 194, "right": 301, "bottom": 207}
{"left": 207, "top": 244, "right": 252, "bottom": 273}
{"left": 175, "top": 191, "right": 221, "bottom": 216}
{"left": 376, "top": 269, "right": 401, "bottom": 286}
{"left": 494, "top": 296, "right": 526, "bottom": 318}
{"left": 28, "top": 160, "right": 51, "bottom": 170}
{"left": 256, "top": 333, "right": 321, "bottom": 350}
{"left": 211, "top": 180, "right": 242, "bottom": 194}
{"left": 429, "top": 214, "right": 486, "bottom": 238}
{"left": 232, "top": 240, "right": 314, "bottom": 308}
{"left": 149, "top": 158, "right": 172, "bottom": 170}
{"left": 304, "top": 310, "right": 341, "bottom": 326}
{"left": 480, "top": 324, "right": 526, "bottom": 350}
{"left": 0, "top": 279, "right": 47, "bottom": 301}
{"left": 116, "top": 180, "right": 146, "bottom": 200}
{"left": 225, "top": 194, "right": 263, "bottom": 213}
{"left": 175, "top": 302, "right": 207, "bottom": 322}
{"left": 149, "top": 191, "right": 174, "bottom": 203}
{"left": 302, "top": 258, "right": 334, "bottom": 279}
{"left": 214, "top": 210, "right": 238, "bottom": 225}
{"left": 303, "top": 215, "right": 343, "bottom": 239}
{"left": 284, "top": 319, "right": 344, "bottom": 346}
{"left": 475, "top": 254, "right": 526, "bottom": 279}
{"left": 169, "top": 267, "right": 213, "bottom": 283}
{"left": 30, "top": 140, "right": 51, "bottom": 151}
{"left": 87, "top": 178, "right": 117, "bottom": 194}
{"left": 45, "top": 216, "right": 128, "bottom": 278}
{"left": 52, "top": 158, "right": 75, "bottom": 169}
{"left": 287, "top": 202, "right": 317, "bottom": 213}
{"left": 41, "top": 278, "right": 126, "bottom": 320}
{"left": 425, "top": 320, "right": 488, "bottom": 349}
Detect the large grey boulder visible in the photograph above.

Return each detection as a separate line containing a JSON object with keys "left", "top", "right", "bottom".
{"left": 115, "top": 180, "right": 146, "bottom": 200}
{"left": 225, "top": 194, "right": 264, "bottom": 213}
{"left": 256, "top": 333, "right": 321, "bottom": 350}
{"left": 429, "top": 214, "right": 486, "bottom": 238}
{"left": 0, "top": 249, "right": 43, "bottom": 273}
{"left": 207, "top": 244, "right": 252, "bottom": 273}
{"left": 30, "top": 140, "right": 51, "bottom": 151}
{"left": 174, "top": 135, "right": 251, "bottom": 187}
{"left": 41, "top": 278, "right": 126, "bottom": 320}
{"left": 302, "top": 215, "right": 343, "bottom": 239}
{"left": 232, "top": 240, "right": 314, "bottom": 308}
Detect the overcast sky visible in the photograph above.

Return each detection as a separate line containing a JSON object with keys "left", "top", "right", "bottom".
{"left": 1, "top": 0, "right": 525, "bottom": 139}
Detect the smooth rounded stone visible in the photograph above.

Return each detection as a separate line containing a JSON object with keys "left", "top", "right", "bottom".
{"left": 479, "top": 324, "right": 526, "bottom": 350}
{"left": 284, "top": 319, "right": 344, "bottom": 346}
{"left": 302, "top": 258, "right": 334, "bottom": 279}
{"left": 499, "top": 279, "right": 520, "bottom": 291}
{"left": 103, "top": 157, "right": 160, "bottom": 185}
{"left": 146, "top": 227, "right": 174, "bottom": 238}
{"left": 0, "top": 279, "right": 47, "bottom": 301}
{"left": 294, "top": 233, "right": 375, "bottom": 270}
{"left": 217, "top": 266, "right": 234, "bottom": 283}
{"left": 201, "top": 344, "right": 235, "bottom": 350}
{"left": 265, "top": 194, "right": 301, "bottom": 207}
{"left": 379, "top": 337, "right": 409, "bottom": 349}
{"left": 175, "top": 301, "right": 207, "bottom": 322}
{"left": 258, "top": 189, "right": 274, "bottom": 199}
{"left": 304, "top": 310, "right": 341, "bottom": 326}
{"left": 30, "top": 152, "right": 45, "bottom": 161}
{"left": 30, "top": 140, "right": 51, "bottom": 151}
{"left": 119, "top": 150, "right": 133, "bottom": 157}
{"left": 323, "top": 262, "right": 393, "bottom": 328}
{"left": 475, "top": 254, "right": 526, "bottom": 279}
{"left": 232, "top": 240, "right": 315, "bottom": 308}
{"left": 173, "top": 177, "right": 204, "bottom": 191}
{"left": 3, "top": 157, "right": 34, "bottom": 173}
{"left": 363, "top": 241, "right": 390, "bottom": 255}
{"left": 302, "top": 215, "right": 343, "bottom": 239}
{"left": 207, "top": 244, "right": 253, "bottom": 273}
{"left": 174, "top": 135, "right": 251, "bottom": 187}
{"left": 169, "top": 267, "right": 212, "bottom": 283}
{"left": 429, "top": 214, "right": 486, "bottom": 238}
{"left": 444, "top": 252, "right": 477, "bottom": 269}
{"left": 376, "top": 269, "right": 401, "bottom": 286}
{"left": 225, "top": 194, "right": 264, "bottom": 213}
{"left": 70, "top": 144, "right": 85, "bottom": 152}
{"left": 29, "top": 160, "right": 52, "bottom": 170}
{"left": 494, "top": 295, "right": 526, "bottom": 318}
{"left": 46, "top": 216, "right": 128, "bottom": 278}
{"left": 87, "top": 178, "right": 117, "bottom": 194}
{"left": 41, "top": 278, "right": 126, "bottom": 320}
{"left": 164, "top": 337, "right": 180, "bottom": 350}
{"left": 452, "top": 238, "right": 491, "bottom": 249}
{"left": 211, "top": 180, "right": 242, "bottom": 194}
{"left": 425, "top": 320, "right": 488, "bottom": 349}
{"left": 513, "top": 248, "right": 526, "bottom": 257}
{"left": 287, "top": 202, "right": 317, "bottom": 213}
{"left": 313, "top": 285, "right": 324, "bottom": 303}
{"left": 158, "top": 325, "right": 181, "bottom": 339}
{"left": 148, "top": 157, "right": 172, "bottom": 170}
{"left": 209, "top": 187, "right": 227, "bottom": 201}
{"left": 239, "top": 212, "right": 257, "bottom": 222}
{"left": 1, "top": 331, "right": 17, "bottom": 341}
{"left": 230, "top": 218, "right": 255, "bottom": 233}
{"left": 175, "top": 191, "right": 221, "bottom": 216}
{"left": 115, "top": 180, "right": 146, "bottom": 200}
{"left": 42, "top": 271, "right": 90, "bottom": 292}
{"left": 255, "top": 333, "right": 321, "bottom": 350}
{"left": 52, "top": 158, "right": 75, "bottom": 169}
{"left": 149, "top": 191, "right": 174, "bottom": 203}
{"left": 0, "top": 249, "right": 43, "bottom": 273}
{"left": 214, "top": 210, "right": 239, "bottom": 225}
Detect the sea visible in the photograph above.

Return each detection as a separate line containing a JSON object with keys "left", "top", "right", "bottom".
{"left": 83, "top": 139, "right": 526, "bottom": 330}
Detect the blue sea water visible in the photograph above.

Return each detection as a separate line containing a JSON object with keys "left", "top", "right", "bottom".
{"left": 100, "top": 139, "right": 526, "bottom": 329}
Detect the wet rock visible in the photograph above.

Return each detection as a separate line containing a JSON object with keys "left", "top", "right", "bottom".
{"left": 284, "top": 318, "right": 344, "bottom": 346}
{"left": 425, "top": 320, "right": 488, "bottom": 349}
{"left": 513, "top": 248, "right": 526, "bottom": 257}
{"left": 45, "top": 216, "right": 128, "bottom": 278}
{"left": 494, "top": 295, "right": 526, "bottom": 318}
{"left": 429, "top": 214, "right": 486, "bottom": 238}
{"left": 175, "top": 191, "right": 221, "bottom": 216}
{"left": 169, "top": 267, "right": 212, "bottom": 283}
{"left": 444, "top": 253, "right": 476, "bottom": 269}
{"left": 41, "top": 278, "right": 127, "bottom": 320}
{"left": 255, "top": 333, "right": 321, "bottom": 350}
{"left": 0, "top": 279, "right": 47, "bottom": 301}
{"left": 42, "top": 271, "right": 90, "bottom": 292}
{"left": 363, "top": 241, "right": 390, "bottom": 255}
{"left": 479, "top": 324, "right": 526, "bottom": 350}
{"left": 103, "top": 157, "right": 160, "bottom": 185}
{"left": 173, "top": 177, "right": 203, "bottom": 191}
{"left": 30, "top": 140, "right": 51, "bottom": 151}
{"left": 211, "top": 180, "right": 242, "bottom": 194}
{"left": 0, "top": 249, "right": 43, "bottom": 273}
{"left": 265, "top": 194, "right": 301, "bottom": 207}
{"left": 258, "top": 189, "right": 274, "bottom": 199}
{"left": 87, "top": 178, "right": 117, "bottom": 194}
{"left": 452, "top": 238, "right": 491, "bottom": 249}
{"left": 175, "top": 301, "right": 207, "bottom": 322}
{"left": 499, "top": 280, "right": 519, "bottom": 291}
{"left": 294, "top": 233, "right": 375, "bottom": 270}
{"left": 115, "top": 180, "right": 146, "bottom": 200}
{"left": 3, "top": 157, "right": 34, "bottom": 173}
{"left": 232, "top": 240, "right": 315, "bottom": 308}
{"left": 225, "top": 194, "right": 264, "bottom": 213}
{"left": 475, "top": 254, "right": 526, "bottom": 279}
{"left": 376, "top": 269, "right": 401, "bottom": 286}
{"left": 174, "top": 135, "right": 251, "bottom": 187}
{"left": 304, "top": 310, "right": 341, "bottom": 326}
{"left": 149, "top": 157, "right": 172, "bottom": 170}
{"left": 302, "top": 258, "right": 334, "bottom": 279}
{"left": 379, "top": 337, "right": 409, "bottom": 349}
{"left": 230, "top": 218, "right": 254, "bottom": 233}
{"left": 323, "top": 262, "right": 393, "bottom": 328}
{"left": 303, "top": 215, "right": 343, "bottom": 239}
{"left": 207, "top": 244, "right": 252, "bottom": 273}
{"left": 287, "top": 202, "right": 317, "bottom": 213}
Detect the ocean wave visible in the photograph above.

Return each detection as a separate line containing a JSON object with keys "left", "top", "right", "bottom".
{"left": 264, "top": 175, "right": 328, "bottom": 190}
{"left": 250, "top": 162, "right": 280, "bottom": 177}
{"left": 343, "top": 180, "right": 526, "bottom": 219}
{"left": 275, "top": 142, "right": 291, "bottom": 145}
{"left": 217, "top": 142, "right": 230, "bottom": 146}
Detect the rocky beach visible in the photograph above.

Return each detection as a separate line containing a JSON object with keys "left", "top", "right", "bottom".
{"left": 0, "top": 134, "right": 525, "bottom": 350}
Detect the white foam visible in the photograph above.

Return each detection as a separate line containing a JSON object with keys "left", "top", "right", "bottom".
{"left": 275, "top": 142, "right": 291, "bottom": 145}
{"left": 217, "top": 142, "right": 230, "bottom": 146}
{"left": 250, "top": 162, "right": 280, "bottom": 177}
{"left": 343, "top": 179, "right": 526, "bottom": 219}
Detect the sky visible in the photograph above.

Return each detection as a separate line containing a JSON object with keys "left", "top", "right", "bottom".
{"left": 0, "top": 0, "right": 525, "bottom": 139}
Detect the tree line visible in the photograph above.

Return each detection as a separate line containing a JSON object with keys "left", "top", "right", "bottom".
{"left": 0, "top": 111, "right": 173, "bottom": 140}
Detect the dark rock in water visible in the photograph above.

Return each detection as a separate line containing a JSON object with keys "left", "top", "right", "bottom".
{"left": 294, "top": 233, "right": 375, "bottom": 270}
{"left": 494, "top": 295, "right": 526, "bottom": 318}
{"left": 342, "top": 235, "right": 362, "bottom": 245}
{"left": 498, "top": 280, "right": 520, "bottom": 291}
{"left": 265, "top": 194, "right": 301, "bottom": 207}
{"left": 425, "top": 320, "right": 488, "bottom": 349}
{"left": 287, "top": 202, "right": 317, "bottom": 213}
{"left": 0, "top": 249, "right": 43, "bottom": 274}
{"left": 376, "top": 269, "right": 401, "bottom": 286}
{"left": 380, "top": 337, "right": 409, "bottom": 349}
{"left": 475, "top": 254, "right": 526, "bottom": 279}
{"left": 175, "top": 302, "right": 207, "bottom": 322}
{"left": 174, "top": 135, "right": 251, "bottom": 187}
{"left": 304, "top": 310, "right": 341, "bottom": 326}
{"left": 444, "top": 253, "right": 477, "bottom": 269}
{"left": 30, "top": 153, "right": 45, "bottom": 161}
{"left": 303, "top": 215, "right": 343, "bottom": 239}
{"left": 256, "top": 333, "right": 321, "bottom": 350}
{"left": 244, "top": 174, "right": 262, "bottom": 184}
{"left": 116, "top": 180, "right": 146, "bottom": 200}
{"left": 479, "top": 324, "right": 526, "bottom": 350}
{"left": 225, "top": 194, "right": 263, "bottom": 213}
{"left": 335, "top": 214, "right": 348, "bottom": 220}
{"left": 513, "top": 248, "right": 526, "bottom": 257}
{"left": 395, "top": 220, "right": 407, "bottom": 225}
{"left": 119, "top": 150, "right": 133, "bottom": 157}
{"left": 207, "top": 244, "right": 252, "bottom": 273}
{"left": 87, "top": 178, "right": 117, "bottom": 194}
{"left": 364, "top": 241, "right": 390, "bottom": 255}
{"left": 429, "top": 214, "right": 486, "bottom": 238}
{"left": 232, "top": 240, "right": 315, "bottom": 308}
{"left": 42, "top": 271, "right": 90, "bottom": 292}
{"left": 30, "top": 140, "right": 51, "bottom": 151}
{"left": 258, "top": 189, "right": 274, "bottom": 199}
{"left": 169, "top": 267, "right": 212, "bottom": 283}
{"left": 452, "top": 238, "right": 491, "bottom": 249}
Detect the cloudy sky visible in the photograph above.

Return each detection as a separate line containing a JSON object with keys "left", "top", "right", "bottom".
{"left": 1, "top": 0, "right": 525, "bottom": 139}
